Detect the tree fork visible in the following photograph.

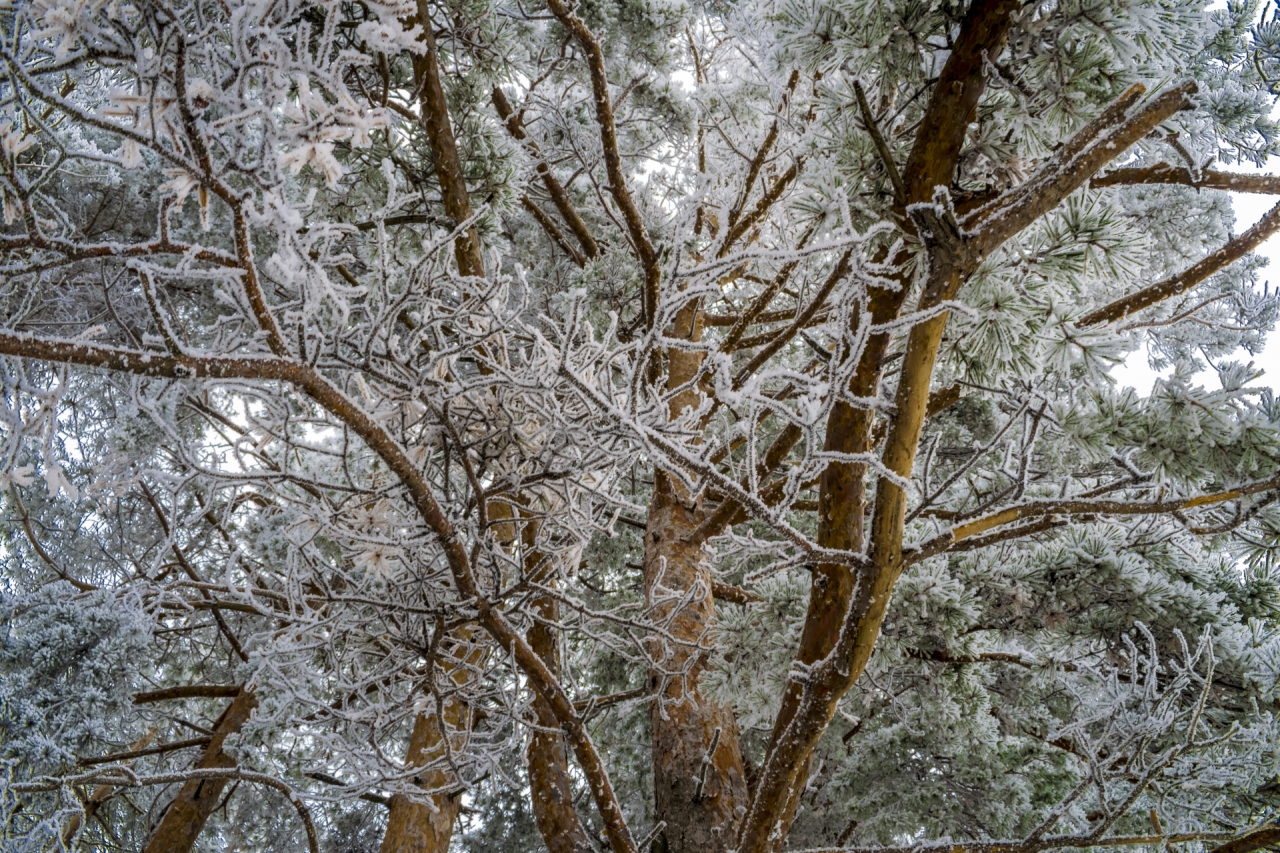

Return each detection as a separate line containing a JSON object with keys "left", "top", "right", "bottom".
{"left": 737, "top": 3, "right": 1022, "bottom": 849}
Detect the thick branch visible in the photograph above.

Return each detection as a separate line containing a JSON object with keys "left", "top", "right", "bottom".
{"left": 141, "top": 688, "right": 258, "bottom": 853}
{"left": 134, "top": 685, "right": 243, "bottom": 704}
{"left": 1208, "top": 824, "right": 1280, "bottom": 853}
{"left": 412, "top": 8, "right": 485, "bottom": 277}
{"left": 900, "top": 0, "right": 1021, "bottom": 205}
{"left": 970, "top": 82, "right": 1197, "bottom": 251}
{"left": 1093, "top": 165, "right": 1280, "bottom": 194}
{"left": 907, "top": 469, "right": 1280, "bottom": 563}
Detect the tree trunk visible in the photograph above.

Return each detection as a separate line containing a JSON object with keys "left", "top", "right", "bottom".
{"left": 516, "top": 510, "right": 597, "bottom": 853}
{"left": 381, "top": 622, "right": 486, "bottom": 853}
{"left": 645, "top": 482, "right": 749, "bottom": 853}
{"left": 528, "top": 593, "right": 596, "bottom": 853}
{"left": 644, "top": 300, "right": 748, "bottom": 853}
{"left": 379, "top": 707, "right": 467, "bottom": 853}
{"left": 142, "top": 689, "right": 257, "bottom": 853}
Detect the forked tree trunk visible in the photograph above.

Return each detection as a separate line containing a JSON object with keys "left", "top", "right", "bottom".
{"left": 142, "top": 688, "right": 257, "bottom": 853}
{"left": 644, "top": 302, "right": 749, "bottom": 853}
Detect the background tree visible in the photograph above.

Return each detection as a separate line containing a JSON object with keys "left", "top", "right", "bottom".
{"left": 1, "top": 1, "right": 1280, "bottom": 853}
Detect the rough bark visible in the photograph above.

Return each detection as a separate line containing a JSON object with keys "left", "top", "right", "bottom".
{"left": 1209, "top": 824, "right": 1280, "bottom": 853}
{"left": 142, "top": 688, "right": 257, "bottom": 853}
{"left": 644, "top": 301, "right": 748, "bottom": 853}
{"left": 379, "top": 706, "right": 468, "bottom": 853}
{"left": 528, "top": 593, "right": 596, "bottom": 853}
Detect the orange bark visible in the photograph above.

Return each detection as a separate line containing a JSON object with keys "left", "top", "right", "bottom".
{"left": 379, "top": 706, "right": 468, "bottom": 853}
{"left": 142, "top": 689, "right": 257, "bottom": 853}
{"left": 645, "top": 301, "right": 748, "bottom": 853}
{"left": 528, "top": 592, "right": 596, "bottom": 853}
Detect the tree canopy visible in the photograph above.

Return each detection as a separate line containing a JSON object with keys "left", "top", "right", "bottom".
{"left": 2, "top": 0, "right": 1280, "bottom": 852}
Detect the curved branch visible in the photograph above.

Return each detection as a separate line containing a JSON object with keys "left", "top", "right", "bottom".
{"left": 0, "top": 329, "right": 639, "bottom": 853}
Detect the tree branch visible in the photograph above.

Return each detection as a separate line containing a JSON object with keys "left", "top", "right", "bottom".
{"left": 1078, "top": 199, "right": 1280, "bottom": 326}
{"left": 542, "top": 0, "right": 660, "bottom": 326}
{"left": 494, "top": 86, "right": 601, "bottom": 260}
{"left": 1093, "top": 164, "right": 1280, "bottom": 195}
{"left": 134, "top": 685, "right": 243, "bottom": 704}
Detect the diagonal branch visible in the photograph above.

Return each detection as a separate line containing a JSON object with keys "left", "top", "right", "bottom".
{"left": 412, "top": 5, "right": 485, "bottom": 277}
{"left": 900, "top": 0, "right": 1022, "bottom": 206}
{"left": 522, "top": 196, "right": 588, "bottom": 266}
{"left": 542, "top": 0, "right": 660, "bottom": 325}
{"left": 854, "top": 80, "right": 905, "bottom": 206}
{"left": 493, "top": 86, "right": 601, "bottom": 260}
{"left": 1078, "top": 199, "right": 1280, "bottom": 326}
{"left": 969, "top": 82, "right": 1197, "bottom": 252}
{"left": 726, "top": 69, "right": 801, "bottom": 233}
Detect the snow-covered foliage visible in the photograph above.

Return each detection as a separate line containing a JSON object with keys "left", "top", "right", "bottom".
{"left": 0, "top": 0, "right": 1279, "bottom": 851}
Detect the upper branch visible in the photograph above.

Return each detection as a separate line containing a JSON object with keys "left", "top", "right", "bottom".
{"left": 541, "top": 0, "right": 660, "bottom": 325}
{"left": 968, "top": 82, "right": 1198, "bottom": 253}
{"left": 1093, "top": 164, "right": 1280, "bottom": 194}
{"left": 493, "top": 86, "right": 601, "bottom": 261}
{"left": 900, "top": 0, "right": 1022, "bottom": 206}
{"left": 905, "top": 468, "right": 1280, "bottom": 564}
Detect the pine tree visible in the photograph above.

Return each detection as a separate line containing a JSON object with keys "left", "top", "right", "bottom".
{"left": 1, "top": 1, "right": 1280, "bottom": 852}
